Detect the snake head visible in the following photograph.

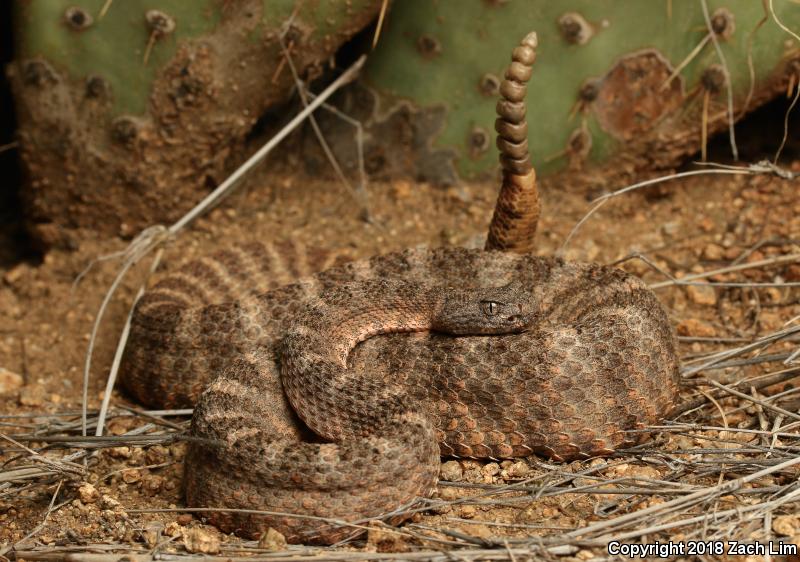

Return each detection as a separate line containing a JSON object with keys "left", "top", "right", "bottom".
{"left": 436, "top": 281, "right": 532, "bottom": 335}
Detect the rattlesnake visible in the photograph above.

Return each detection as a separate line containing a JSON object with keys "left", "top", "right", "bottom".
{"left": 119, "top": 33, "right": 679, "bottom": 544}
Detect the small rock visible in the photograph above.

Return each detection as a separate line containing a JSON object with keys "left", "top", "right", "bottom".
{"left": 785, "top": 264, "right": 800, "bottom": 281}
{"left": 698, "top": 217, "right": 716, "bottom": 233}
{"left": 121, "top": 468, "right": 142, "bottom": 484}
{"left": 366, "top": 522, "right": 409, "bottom": 553}
{"left": 0, "top": 368, "right": 23, "bottom": 395}
{"left": 142, "top": 522, "right": 164, "bottom": 548}
{"left": 258, "top": 527, "right": 287, "bottom": 551}
{"left": 482, "top": 462, "right": 500, "bottom": 481}
{"left": 763, "top": 287, "right": 783, "bottom": 304}
{"left": 457, "top": 523, "right": 492, "bottom": 539}
{"left": 98, "top": 494, "right": 125, "bottom": 513}
{"left": 176, "top": 513, "right": 193, "bottom": 526}
{"left": 702, "top": 243, "right": 725, "bottom": 260}
{"left": 437, "top": 486, "right": 459, "bottom": 502}
{"left": 676, "top": 318, "right": 716, "bottom": 337}
{"left": 107, "top": 446, "right": 132, "bottom": 459}
{"left": 145, "top": 445, "right": 170, "bottom": 464}
{"left": 440, "top": 460, "right": 463, "bottom": 482}
{"left": 18, "top": 384, "right": 45, "bottom": 406}
{"left": 3, "top": 263, "right": 30, "bottom": 286}
{"left": 99, "top": 494, "right": 123, "bottom": 511}
{"left": 183, "top": 528, "right": 220, "bottom": 554}
{"left": 686, "top": 282, "right": 717, "bottom": 306}
{"left": 78, "top": 483, "right": 99, "bottom": 504}
{"left": 661, "top": 221, "right": 680, "bottom": 238}
{"left": 773, "top": 514, "right": 800, "bottom": 536}
{"left": 391, "top": 179, "right": 412, "bottom": 200}
{"left": 164, "top": 521, "right": 183, "bottom": 537}
{"left": 502, "top": 460, "right": 530, "bottom": 479}
{"left": 142, "top": 474, "right": 164, "bottom": 495}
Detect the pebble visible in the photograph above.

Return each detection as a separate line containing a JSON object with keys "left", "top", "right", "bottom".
{"left": 686, "top": 282, "right": 717, "bottom": 306}
{"left": 440, "top": 460, "right": 463, "bottom": 482}
{"left": 258, "top": 527, "right": 287, "bottom": 551}
{"left": 142, "top": 474, "right": 165, "bottom": 495}
{"left": 183, "top": 528, "right": 220, "bottom": 554}
{"left": 661, "top": 221, "right": 680, "bottom": 238}
{"left": 145, "top": 445, "right": 170, "bottom": 464}
{"left": 785, "top": 264, "right": 800, "bottom": 281}
{"left": 142, "top": 522, "right": 164, "bottom": 548}
{"left": 366, "top": 522, "right": 409, "bottom": 553}
{"left": 99, "top": 494, "right": 124, "bottom": 512}
{"left": 773, "top": 514, "right": 800, "bottom": 536}
{"left": 18, "top": 383, "right": 45, "bottom": 406}
{"left": 698, "top": 216, "right": 716, "bottom": 232}
{"left": 3, "top": 263, "right": 30, "bottom": 286}
{"left": 676, "top": 319, "right": 716, "bottom": 337}
{"left": 121, "top": 468, "right": 142, "bottom": 484}
{"left": 391, "top": 179, "right": 412, "bottom": 200}
{"left": 164, "top": 521, "right": 182, "bottom": 537}
{"left": 176, "top": 513, "right": 193, "bottom": 526}
{"left": 78, "top": 483, "right": 99, "bottom": 504}
{"left": 0, "top": 368, "right": 23, "bottom": 395}
{"left": 482, "top": 462, "right": 500, "bottom": 481}
{"left": 502, "top": 460, "right": 530, "bottom": 479}
{"left": 702, "top": 243, "right": 725, "bottom": 260}
{"left": 107, "top": 446, "right": 133, "bottom": 459}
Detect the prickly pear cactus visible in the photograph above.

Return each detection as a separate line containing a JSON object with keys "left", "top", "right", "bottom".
{"left": 352, "top": 1, "right": 800, "bottom": 184}
{"left": 8, "top": 0, "right": 381, "bottom": 245}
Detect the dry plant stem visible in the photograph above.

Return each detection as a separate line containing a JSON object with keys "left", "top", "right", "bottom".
{"left": 304, "top": 90, "right": 369, "bottom": 210}
{"left": 649, "top": 252, "right": 800, "bottom": 289}
{"left": 682, "top": 325, "right": 800, "bottom": 376}
{"left": 80, "top": 55, "right": 366, "bottom": 438}
{"left": 558, "top": 169, "right": 749, "bottom": 255}
{"left": 95, "top": 248, "right": 163, "bottom": 437}
{"left": 0, "top": 480, "right": 64, "bottom": 557}
{"left": 774, "top": 80, "right": 800, "bottom": 164}
{"left": 739, "top": 1, "right": 769, "bottom": 118}
{"left": 563, "top": 454, "right": 800, "bottom": 541}
{"left": 0, "top": 141, "right": 18, "bottom": 154}
{"left": 673, "top": 366, "right": 800, "bottom": 416}
{"left": 10, "top": 547, "right": 580, "bottom": 562}
{"left": 278, "top": 38, "right": 369, "bottom": 220}
{"left": 372, "top": 0, "right": 389, "bottom": 48}
{"left": 81, "top": 229, "right": 168, "bottom": 437}
{"left": 701, "top": 90, "right": 710, "bottom": 162}
{"left": 662, "top": 32, "right": 711, "bottom": 90}
{"left": 700, "top": 0, "right": 738, "bottom": 160}
{"left": 769, "top": 0, "right": 800, "bottom": 44}
{"left": 706, "top": 379, "right": 800, "bottom": 422}
{"left": 97, "top": 0, "right": 113, "bottom": 19}
{"left": 168, "top": 56, "right": 365, "bottom": 234}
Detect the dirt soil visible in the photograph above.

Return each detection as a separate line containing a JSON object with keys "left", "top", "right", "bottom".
{"left": 2, "top": 156, "right": 800, "bottom": 558}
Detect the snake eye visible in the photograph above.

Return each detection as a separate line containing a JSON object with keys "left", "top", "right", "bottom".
{"left": 481, "top": 301, "right": 501, "bottom": 316}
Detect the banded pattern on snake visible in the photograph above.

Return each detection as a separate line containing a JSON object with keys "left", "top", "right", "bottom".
{"left": 119, "top": 32, "right": 680, "bottom": 544}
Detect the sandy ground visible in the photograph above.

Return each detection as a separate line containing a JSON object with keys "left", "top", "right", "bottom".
{"left": 2, "top": 155, "right": 800, "bottom": 559}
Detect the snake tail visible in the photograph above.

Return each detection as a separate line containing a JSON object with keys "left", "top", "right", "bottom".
{"left": 485, "top": 31, "right": 541, "bottom": 255}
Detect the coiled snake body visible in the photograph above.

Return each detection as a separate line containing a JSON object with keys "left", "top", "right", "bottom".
{"left": 121, "top": 244, "right": 678, "bottom": 543}
{"left": 119, "top": 33, "right": 679, "bottom": 543}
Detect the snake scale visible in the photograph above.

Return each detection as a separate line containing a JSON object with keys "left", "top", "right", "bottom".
{"left": 119, "top": 33, "right": 679, "bottom": 544}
